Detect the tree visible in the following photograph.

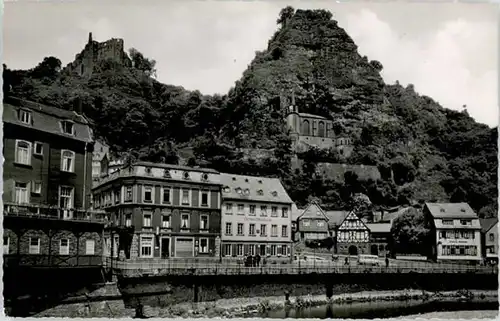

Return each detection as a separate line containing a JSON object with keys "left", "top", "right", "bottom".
{"left": 277, "top": 6, "right": 295, "bottom": 26}
{"left": 391, "top": 207, "right": 431, "bottom": 256}
{"left": 128, "top": 48, "right": 157, "bottom": 78}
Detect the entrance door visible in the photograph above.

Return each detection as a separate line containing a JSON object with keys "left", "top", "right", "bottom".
{"left": 371, "top": 244, "right": 379, "bottom": 256}
{"left": 348, "top": 245, "right": 358, "bottom": 256}
{"left": 161, "top": 238, "right": 170, "bottom": 258}
{"left": 260, "top": 245, "right": 266, "bottom": 256}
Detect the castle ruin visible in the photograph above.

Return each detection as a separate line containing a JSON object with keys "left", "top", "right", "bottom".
{"left": 64, "top": 32, "right": 131, "bottom": 77}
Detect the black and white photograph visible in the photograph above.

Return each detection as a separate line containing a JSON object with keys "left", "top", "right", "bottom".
{"left": 1, "top": 0, "right": 498, "bottom": 318}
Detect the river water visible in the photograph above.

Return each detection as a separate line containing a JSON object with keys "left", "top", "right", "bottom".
{"left": 256, "top": 300, "right": 498, "bottom": 319}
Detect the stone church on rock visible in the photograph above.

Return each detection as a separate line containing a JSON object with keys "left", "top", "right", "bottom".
{"left": 284, "top": 94, "right": 353, "bottom": 157}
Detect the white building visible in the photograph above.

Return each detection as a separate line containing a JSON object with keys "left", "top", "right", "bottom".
{"left": 220, "top": 173, "right": 293, "bottom": 258}
{"left": 424, "top": 202, "right": 482, "bottom": 264}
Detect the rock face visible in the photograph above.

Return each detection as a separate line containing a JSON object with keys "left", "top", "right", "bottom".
{"left": 224, "top": 8, "right": 386, "bottom": 149}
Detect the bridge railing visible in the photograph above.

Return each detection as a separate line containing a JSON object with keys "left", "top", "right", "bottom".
{"left": 104, "top": 257, "right": 497, "bottom": 275}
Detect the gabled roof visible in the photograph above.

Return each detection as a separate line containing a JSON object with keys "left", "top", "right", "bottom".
{"left": 337, "top": 211, "right": 370, "bottom": 230}
{"left": 324, "top": 210, "right": 349, "bottom": 229}
{"left": 480, "top": 218, "right": 498, "bottom": 233}
{"left": 93, "top": 140, "right": 109, "bottom": 161}
{"left": 3, "top": 98, "right": 93, "bottom": 143}
{"left": 220, "top": 173, "right": 293, "bottom": 204}
{"left": 425, "top": 202, "right": 478, "bottom": 219}
{"left": 297, "top": 202, "right": 329, "bottom": 221}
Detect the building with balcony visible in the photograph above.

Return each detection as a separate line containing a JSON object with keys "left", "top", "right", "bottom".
{"left": 220, "top": 174, "right": 293, "bottom": 258}
{"left": 2, "top": 97, "right": 107, "bottom": 305}
{"left": 424, "top": 202, "right": 482, "bottom": 264}
{"left": 92, "top": 162, "right": 222, "bottom": 259}
{"left": 2, "top": 97, "right": 107, "bottom": 267}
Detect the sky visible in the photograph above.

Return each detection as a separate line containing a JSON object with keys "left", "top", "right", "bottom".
{"left": 3, "top": 0, "right": 498, "bottom": 127}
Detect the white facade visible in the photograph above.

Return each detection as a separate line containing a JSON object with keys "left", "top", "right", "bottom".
{"left": 221, "top": 201, "right": 292, "bottom": 257}
{"left": 435, "top": 218, "right": 482, "bottom": 262}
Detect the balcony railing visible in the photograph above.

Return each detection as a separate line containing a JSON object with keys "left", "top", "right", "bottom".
{"left": 4, "top": 202, "right": 109, "bottom": 223}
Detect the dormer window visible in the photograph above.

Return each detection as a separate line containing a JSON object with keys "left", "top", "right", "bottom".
{"left": 244, "top": 189, "right": 250, "bottom": 195}
{"left": 440, "top": 208, "right": 445, "bottom": 213}
{"left": 245, "top": 179, "right": 249, "bottom": 183}
{"left": 163, "top": 169, "right": 171, "bottom": 178}
{"left": 18, "top": 109, "right": 32, "bottom": 125}
{"left": 201, "top": 173, "right": 209, "bottom": 181}
{"left": 60, "top": 120, "right": 74, "bottom": 135}
{"left": 232, "top": 177, "right": 236, "bottom": 181}
{"left": 271, "top": 191, "right": 278, "bottom": 197}
{"left": 223, "top": 186, "right": 231, "bottom": 193}
{"left": 236, "top": 188, "right": 242, "bottom": 194}
{"left": 258, "top": 180, "right": 263, "bottom": 184}
{"left": 183, "top": 171, "right": 190, "bottom": 180}
{"left": 145, "top": 167, "right": 152, "bottom": 175}
{"left": 257, "top": 189, "right": 263, "bottom": 196}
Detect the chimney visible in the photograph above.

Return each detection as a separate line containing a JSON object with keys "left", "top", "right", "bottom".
{"left": 88, "top": 32, "right": 93, "bottom": 44}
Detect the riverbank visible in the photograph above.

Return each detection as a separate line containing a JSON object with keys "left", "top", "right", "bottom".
{"left": 134, "top": 289, "right": 498, "bottom": 318}
{"left": 398, "top": 310, "right": 498, "bottom": 319}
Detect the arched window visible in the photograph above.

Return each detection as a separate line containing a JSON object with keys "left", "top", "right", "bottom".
{"left": 318, "top": 121, "right": 325, "bottom": 137}
{"left": 302, "top": 120, "right": 310, "bottom": 136}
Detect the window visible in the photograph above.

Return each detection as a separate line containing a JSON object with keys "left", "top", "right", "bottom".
{"left": 3, "top": 237, "right": 9, "bottom": 255}
{"left": 237, "top": 204, "right": 244, "bottom": 215}
{"left": 271, "top": 244, "right": 277, "bottom": 256}
{"left": 460, "top": 219, "right": 472, "bottom": 225}
{"left": 114, "top": 189, "right": 120, "bottom": 204}
{"left": 271, "top": 207, "right": 278, "bottom": 217}
{"left": 282, "top": 245, "right": 288, "bottom": 256}
{"left": 181, "top": 189, "right": 190, "bottom": 205}
{"left": 59, "top": 186, "right": 74, "bottom": 209}
{"left": 15, "top": 182, "right": 29, "bottom": 204}
{"left": 225, "top": 222, "right": 232, "bottom": 235}
{"left": 271, "top": 225, "right": 278, "bottom": 237}
{"left": 181, "top": 213, "right": 190, "bottom": 229}
{"left": 18, "top": 109, "right": 32, "bottom": 124}
{"left": 143, "top": 211, "right": 152, "bottom": 227}
{"left": 249, "top": 205, "right": 256, "bottom": 216}
{"left": 85, "top": 240, "right": 95, "bottom": 255}
{"left": 249, "top": 224, "right": 255, "bottom": 236}
{"left": 318, "top": 221, "right": 324, "bottom": 227}
{"left": 29, "top": 237, "right": 40, "bottom": 254}
{"left": 223, "top": 244, "right": 232, "bottom": 256}
{"left": 125, "top": 186, "right": 133, "bottom": 202}
{"left": 200, "top": 215, "right": 209, "bottom": 230}
{"left": 225, "top": 203, "right": 233, "bottom": 213}
{"left": 34, "top": 142, "right": 43, "bottom": 156}
{"left": 59, "top": 239, "right": 69, "bottom": 255}
{"left": 237, "top": 223, "right": 244, "bottom": 235}
{"left": 162, "top": 212, "right": 171, "bottom": 228}
{"left": 200, "top": 191, "right": 209, "bottom": 207}
{"left": 60, "top": 120, "right": 74, "bottom": 135}
{"left": 282, "top": 207, "right": 288, "bottom": 218}
{"left": 282, "top": 225, "right": 288, "bottom": 237}
{"left": 260, "top": 206, "right": 267, "bottom": 216}
{"left": 125, "top": 214, "right": 132, "bottom": 227}
{"left": 304, "top": 221, "right": 310, "bottom": 227}
{"left": 489, "top": 233, "right": 495, "bottom": 242}
{"left": 61, "top": 150, "right": 75, "bottom": 172}
{"left": 143, "top": 186, "right": 153, "bottom": 203}
{"left": 162, "top": 187, "right": 171, "bottom": 204}
{"left": 237, "top": 244, "right": 244, "bottom": 256}
{"left": 442, "top": 219, "right": 453, "bottom": 225}
{"left": 15, "top": 140, "right": 32, "bottom": 165}
{"left": 140, "top": 237, "right": 153, "bottom": 257}
{"left": 260, "top": 224, "right": 267, "bottom": 236}
{"left": 199, "top": 238, "right": 208, "bottom": 253}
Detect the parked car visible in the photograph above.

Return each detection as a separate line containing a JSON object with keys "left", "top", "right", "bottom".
{"left": 357, "top": 254, "right": 381, "bottom": 266}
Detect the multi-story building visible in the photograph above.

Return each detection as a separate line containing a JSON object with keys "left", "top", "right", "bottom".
{"left": 92, "top": 162, "right": 222, "bottom": 259}
{"left": 365, "top": 223, "right": 391, "bottom": 257}
{"left": 326, "top": 210, "right": 370, "bottom": 255}
{"left": 424, "top": 202, "right": 482, "bottom": 264}
{"left": 2, "top": 97, "right": 106, "bottom": 270}
{"left": 294, "top": 202, "right": 331, "bottom": 241}
{"left": 480, "top": 218, "right": 498, "bottom": 264}
{"left": 220, "top": 174, "right": 293, "bottom": 258}
{"left": 92, "top": 140, "right": 109, "bottom": 182}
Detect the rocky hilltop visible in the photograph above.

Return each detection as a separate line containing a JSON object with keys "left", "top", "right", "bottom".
{"left": 3, "top": 7, "right": 497, "bottom": 216}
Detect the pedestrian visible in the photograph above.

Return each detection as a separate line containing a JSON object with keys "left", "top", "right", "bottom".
{"left": 344, "top": 257, "right": 349, "bottom": 265}
{"left": 385, "top": 256, "right": 389, "bottom": 268}
{"left": 256, "top": 253, "right": 261, "bottom": 267}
